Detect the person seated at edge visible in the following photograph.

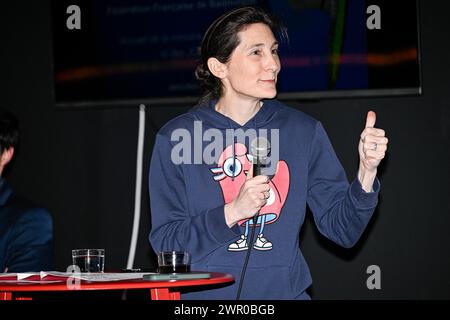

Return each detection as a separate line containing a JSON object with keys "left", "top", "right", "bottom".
{"left": 148, "top": 6, "right": 388, "bottom": 299}
{"left": 0, "top": 108, "right": 53, "bottom": 273}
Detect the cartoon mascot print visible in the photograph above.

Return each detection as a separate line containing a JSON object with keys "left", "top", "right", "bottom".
{"left": 210, "top": 143, "right": 290, "bottom": 251}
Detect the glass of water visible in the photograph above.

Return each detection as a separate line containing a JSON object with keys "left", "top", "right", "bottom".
{"left": 72, "top": 249, "right": 105, "bottom": 273}
{"left": 157, "top": 251, "right": 191, "bottom": 274}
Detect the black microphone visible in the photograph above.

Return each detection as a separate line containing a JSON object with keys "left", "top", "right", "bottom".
{"left": 250, "top": 137, "right": 271, "bottom": 224}
{"left": 250, "top": 137, "right": 271, "bottom": 177}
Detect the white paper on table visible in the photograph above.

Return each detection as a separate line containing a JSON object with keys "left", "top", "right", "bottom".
{"left": 42, "top": 271, "right": 156, "bottom": 282}
{"left": 0, "top": 271, "right": 156, "bottom": 282}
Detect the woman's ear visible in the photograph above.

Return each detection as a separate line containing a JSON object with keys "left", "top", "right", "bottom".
{"left": 0, "top": 147, "right": 14, "bottom": 168}
{"left": 207, "top": 57, "right": 228, "bottom": 79}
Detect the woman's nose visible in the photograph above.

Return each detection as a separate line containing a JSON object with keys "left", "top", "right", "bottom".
{"left": 265, "top": 54, "right": 280, "bottom": 73}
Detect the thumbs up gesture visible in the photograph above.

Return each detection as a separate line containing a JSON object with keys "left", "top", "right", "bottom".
{"left": 358, "top": 111, "right": 388, "bottom": 173}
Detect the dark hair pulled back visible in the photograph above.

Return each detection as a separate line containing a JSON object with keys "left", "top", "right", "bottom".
{"left": 195, "top": 6, "right": 287, "bottom": 104}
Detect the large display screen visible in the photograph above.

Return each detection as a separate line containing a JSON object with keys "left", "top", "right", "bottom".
{"left": 51, "top": 0, "right": 422, "bottom": 107}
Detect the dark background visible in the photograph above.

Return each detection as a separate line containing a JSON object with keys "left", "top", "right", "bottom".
{"left": 0, "top": 0, "right": 449, "bottom": 300}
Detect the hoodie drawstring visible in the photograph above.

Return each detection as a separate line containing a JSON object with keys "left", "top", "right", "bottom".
{"left": 227, "top": 118, "right": 236, "bottom": 181}
{"left": 227, "top": 118, "right": 259, "bottom": 181}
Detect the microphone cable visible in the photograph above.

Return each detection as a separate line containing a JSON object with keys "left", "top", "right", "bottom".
{"left": 236, "top": 210, "right": 260, "bottom": 300}
{"left": 235, "top": 137, "right": 270, "bottom": 300}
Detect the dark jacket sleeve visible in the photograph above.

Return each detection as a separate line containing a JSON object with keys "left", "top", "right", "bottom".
{"left": 148, "top": 134, "right": 241, "bottom": 262}
{"left": 6, "top": 208, "right": 53, "bottom": 272}
{"left": 306, "top": 122, "right": 380, "bottom": 248}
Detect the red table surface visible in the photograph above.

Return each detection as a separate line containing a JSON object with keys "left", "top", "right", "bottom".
{"left": 0, "top": 272, "right": 234, "bottom": 292}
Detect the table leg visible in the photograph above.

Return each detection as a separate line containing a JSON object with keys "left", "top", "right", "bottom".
{"left": 150, "top": 288, "right": 180, "bottom": 300}
{"left": 0, "top": 292, "right": 12, "bottom": 300}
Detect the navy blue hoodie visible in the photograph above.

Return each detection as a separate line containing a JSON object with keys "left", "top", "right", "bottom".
{"left": 149, "top": 98, "right": 379, "bottom": 299}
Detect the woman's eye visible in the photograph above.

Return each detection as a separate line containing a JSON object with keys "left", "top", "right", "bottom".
{"left": 272, "top": 48, "right": 279, "bottom": 55}
{"left": 252, "top": 50, "right": 261, "bottom": 55}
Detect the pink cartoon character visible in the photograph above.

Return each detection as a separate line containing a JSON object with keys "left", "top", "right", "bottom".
{"left": 210, "top": 143, "right": 290, "bottom": 251}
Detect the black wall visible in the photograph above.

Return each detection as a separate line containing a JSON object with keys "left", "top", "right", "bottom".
{"left": 0, "top": 1, "right": 449, "bottom": 299}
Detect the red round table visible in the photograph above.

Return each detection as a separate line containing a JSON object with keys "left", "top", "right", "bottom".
{"left": 0, "top": 272, "right": 234, "bottom": 300}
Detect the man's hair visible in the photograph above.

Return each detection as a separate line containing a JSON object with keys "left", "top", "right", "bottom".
{"left": 0, "top": 108, "right": 19, "bottom": 155}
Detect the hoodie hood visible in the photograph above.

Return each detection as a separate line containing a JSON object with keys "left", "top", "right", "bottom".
{"left": 189, "top": 98, "right": 281, "bottom": 130}
{"left": 188, "top": 98, "right": 282, "bottom": 181}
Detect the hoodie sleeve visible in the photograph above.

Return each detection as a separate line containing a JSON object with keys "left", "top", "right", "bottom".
{"left": 306, "top": 122, "right": 380, "bottom": 248}
{"left": 149, "top": 133, "right": 241, "bottom": 261}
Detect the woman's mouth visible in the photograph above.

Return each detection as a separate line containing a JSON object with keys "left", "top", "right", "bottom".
{"left": 260, "top": 79, "right": 276, "bottom": 84}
